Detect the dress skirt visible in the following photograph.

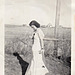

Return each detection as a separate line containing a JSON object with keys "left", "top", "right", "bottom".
{"left": 25, "top": 44, "right": 48, "bottom": 75}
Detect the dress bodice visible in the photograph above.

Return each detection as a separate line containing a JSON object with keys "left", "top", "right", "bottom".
{"left": 32, "top": 28, "right": 44, "bottom": 51}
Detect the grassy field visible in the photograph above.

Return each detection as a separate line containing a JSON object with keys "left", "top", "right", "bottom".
{"left": 5, "top": 25, "right": 71, "bottom": 75}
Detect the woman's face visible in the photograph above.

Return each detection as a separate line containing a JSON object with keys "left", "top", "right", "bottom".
{"left": 31, "top": 25, "right": 37, "bottom": 31}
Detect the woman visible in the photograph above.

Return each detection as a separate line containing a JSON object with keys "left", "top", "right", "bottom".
{"left": 26, "top": 20, "right": 48, "bottom": 75}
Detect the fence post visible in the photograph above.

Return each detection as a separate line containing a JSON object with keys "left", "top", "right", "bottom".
{"left": 54, "top": 0, "right": 61, "bottom": 57}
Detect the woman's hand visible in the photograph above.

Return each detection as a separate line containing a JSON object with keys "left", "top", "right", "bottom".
{"left": 41, "top": 48, "right": 44, "bottom": 54}
{"left": 39, "top": 50, "right": 42, "bottom": 54}
{"left": 39, "top": 49, "right": 44, "bottom": 54}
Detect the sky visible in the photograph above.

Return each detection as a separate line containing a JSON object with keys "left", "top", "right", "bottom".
{"left": 5, "top": 0, "right": 71, "bottom": 27}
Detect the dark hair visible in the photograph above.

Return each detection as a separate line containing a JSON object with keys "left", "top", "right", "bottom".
{"left": 29, "top": 20, "right": 40, "bottom": 28}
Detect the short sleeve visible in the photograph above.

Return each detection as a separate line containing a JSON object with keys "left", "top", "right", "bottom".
{"left": 37, "top": 28, "right": 44, "bottom": 39}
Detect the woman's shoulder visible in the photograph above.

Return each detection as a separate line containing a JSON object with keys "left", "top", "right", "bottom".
{"left": 37, "top": 28, "right": 42, "bottom": 32}
{"left": 37, "top": 28, "right": 44, "bottom": 38}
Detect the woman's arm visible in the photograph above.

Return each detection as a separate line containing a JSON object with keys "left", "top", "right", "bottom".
{"left": 37, "top": 32, "right": 44, "bottom": 50}
{"left": 38, "top": 34, "right": 44, "bottom": 54}
{"left": 40, "top": 37, "right": 44, "bottom": 50}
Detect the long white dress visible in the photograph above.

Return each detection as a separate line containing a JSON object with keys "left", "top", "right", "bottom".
{"left": 25, "top": 28, "right": 48, "bottom": 75}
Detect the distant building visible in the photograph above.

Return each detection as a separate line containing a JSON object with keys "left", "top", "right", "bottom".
{"left": 23, "top": 24, "right": 27, "bottom": 26}
{"left": 41, "top": 23, "right": 53, "bottom": 28}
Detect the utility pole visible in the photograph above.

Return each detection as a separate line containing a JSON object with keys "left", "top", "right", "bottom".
{"left": 54, "top": 0, "right": 61, "bottom": 57}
